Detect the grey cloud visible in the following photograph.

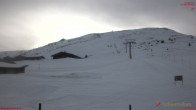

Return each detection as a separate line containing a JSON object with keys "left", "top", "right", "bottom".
{"left": 0, "top": 33, "right": 37, "bottom": 51}
{"left": 79, "top": 0, "right": 196, "bottom": 33}
{"left": 0, "top": 0, "right": 195, "bottom": 51}
{"left": 1, "top": 0, "right": 195, "bottom": 29}
{"left": 54, "top": 0, "right": 196, "bottom": 35}
{"left": 0, "top": 17, "right": 37, "bottom": 51}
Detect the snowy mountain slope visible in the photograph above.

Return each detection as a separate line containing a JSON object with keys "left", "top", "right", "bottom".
{"left": 0, "top": 28, "right": 195, "bottom": 60}
{"left": 1, "top": 50, "right": 196, "bottom": 110}
{"left": 0, "top": 28, "right": 196, "bottom": 110}
{"left": 0, "top": 50, "right": 26, "bottom": 58}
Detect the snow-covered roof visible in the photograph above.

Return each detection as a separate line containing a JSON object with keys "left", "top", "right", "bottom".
{"left": 0, "top": 62, "right": 24, "bottom": 68}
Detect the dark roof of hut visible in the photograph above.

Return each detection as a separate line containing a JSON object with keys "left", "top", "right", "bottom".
{"left": 0, "top": 62, "right": 26, "bottom": 68}
{"left": 51, "top": 52, "right": 81, "bottom": 59}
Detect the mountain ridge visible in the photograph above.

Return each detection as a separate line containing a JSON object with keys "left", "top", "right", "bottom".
{"left": 0, "top": 27, "right": 195, "bottom": 59}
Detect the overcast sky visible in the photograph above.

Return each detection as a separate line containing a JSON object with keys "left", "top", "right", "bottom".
{"left": 0, "top": 0, "right": 195, "bottom": 51}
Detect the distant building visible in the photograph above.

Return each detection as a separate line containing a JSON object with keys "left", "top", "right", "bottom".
{"left": 0, "top": 58, "right": 16, "bottom": 64}
{"left": 14, "top": 56, "right": 45, "bottom": 61}
{"left": 51, "top": 52, "right": 81, "bottom": 59}
{"left": 2, "top": 55, "right": 45, "bottom": 62}
{"left": 0, "top": 62, "right": 28, "bottom": 74}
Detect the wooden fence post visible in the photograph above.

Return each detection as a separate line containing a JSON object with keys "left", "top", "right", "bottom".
{"left": 129, "top": 105, "right": 132, "bottom": 110}
{"left": 39, "top": 103, "right": 42, "bottom": 110}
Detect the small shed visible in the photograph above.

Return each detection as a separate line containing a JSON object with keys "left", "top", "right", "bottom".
{"left": 2, "top": 55, "right": 45, "bottom": 62}
{"left": 51, "top": 52, "right": 81, "bottom": 59}
{"left": 14, "top": 55, "right": 45, "bottom": 61}
{"left": 0, "top": 62, "right": 28, "bottom": 74}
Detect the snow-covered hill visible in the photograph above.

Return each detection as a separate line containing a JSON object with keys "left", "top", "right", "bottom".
{"left": 1, "top": 28, "right": 195, "bottom": 60}
{"left": 0, "top": 28, "right": 196, "bottom": 110}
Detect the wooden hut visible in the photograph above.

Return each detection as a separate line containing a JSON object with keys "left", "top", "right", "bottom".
{"left": 51, "top": 52, "right": 81, "bottom": 59}
{"left": 0, "top": 62, "right": 28, "bottom": 74}
{"left": 14, "top": 55, "right": 45, "bottom": 61}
